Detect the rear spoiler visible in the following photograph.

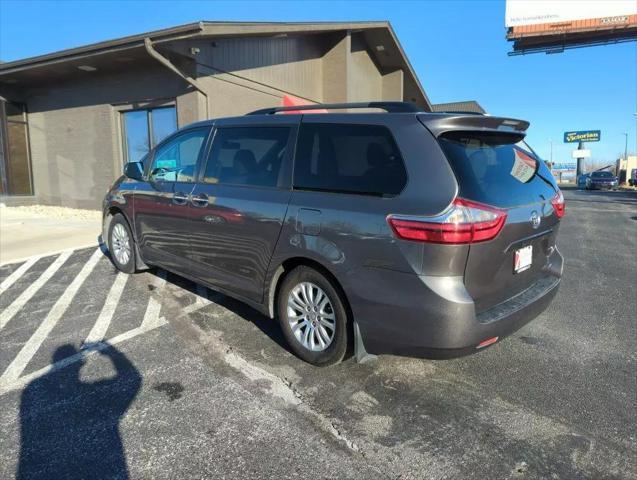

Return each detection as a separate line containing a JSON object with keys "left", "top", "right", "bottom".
{"left": 417, "top": 114, "right": 529, "bottom": 138}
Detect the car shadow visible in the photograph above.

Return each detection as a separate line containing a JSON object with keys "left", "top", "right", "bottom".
{"left": 17, "top": 343, "right": 141, "bottom": 480}
{"left": 154, "top": 269, "right": 291, "bottom": 354}
{"left": 99, "top": 235, "right": 290, "bottom": 355}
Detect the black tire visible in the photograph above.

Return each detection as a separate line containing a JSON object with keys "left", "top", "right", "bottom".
{"left": 108, "top": 213, "right": 136, "bottom": 274}
{"left": 277, "top": 266, "right": 349, "bottom": 366}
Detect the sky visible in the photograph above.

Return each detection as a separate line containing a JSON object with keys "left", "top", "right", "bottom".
{"left": 0, "top": 0, "right": 635, "bottom": 164}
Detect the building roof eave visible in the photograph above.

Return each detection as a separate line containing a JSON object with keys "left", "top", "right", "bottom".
{"left": 0, "top": 22, "right": 205, "bottom": 75}
{"left": 0, "top": 20, "right": 430, "bottom": 109}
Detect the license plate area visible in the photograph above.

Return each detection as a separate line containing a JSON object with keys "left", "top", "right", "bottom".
{"left": 514, "top": 245, "right": 533, "bottom": 273}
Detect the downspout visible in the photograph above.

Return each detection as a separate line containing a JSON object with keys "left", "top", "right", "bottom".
{"left": 143, "top": 37, "right": 210, "bottom": 120}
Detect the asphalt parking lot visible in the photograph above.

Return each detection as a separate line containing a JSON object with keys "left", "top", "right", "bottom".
{"left": 0, "top": 188, "right": 635, "bottom": 480}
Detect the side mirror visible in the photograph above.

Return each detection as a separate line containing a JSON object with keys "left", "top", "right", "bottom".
{"left": 124, "top": 161, "right": 144, "bottom": 181}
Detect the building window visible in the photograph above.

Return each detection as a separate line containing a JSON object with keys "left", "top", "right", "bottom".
{"left": 0, "top": 100, "right": 34, "bottom": 196}
{"left": 121, "top": 106, "right": 177, "bottom": 164}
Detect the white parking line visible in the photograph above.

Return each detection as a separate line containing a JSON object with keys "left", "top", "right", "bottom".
{"left": 0, "top": 248, "right": 103, "bottom": 384}
{"left": 0, "top": 256, "right": 40, "bottom": 296}
{"left": 0, "top": 320, "right": 160, "bottom": 396}
{"left": 140, "top": 270, "right": 167, "bottom": 330}
{"left": 0, "top": 242, "right": 98, "bottom": 267}
{"left": 84, "top": 272, "right": 129, "bottom": 343}
{"left": 0, "top": 260, "right": 214, "bottom": 396}
{"left": 0, "top": 250, "right": 73, "bottom": 332}
{"left": 195, "top": 284, "right": 211, "bottom": 306}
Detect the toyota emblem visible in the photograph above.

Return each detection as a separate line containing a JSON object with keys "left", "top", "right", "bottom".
{"left": 530, "top": 211, "right": 541, "bottom": 229}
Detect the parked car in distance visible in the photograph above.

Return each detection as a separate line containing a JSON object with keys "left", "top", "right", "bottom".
{"left": 629, "top": 168, "right": 637, "bottom": 187}
{"left": 103, "top": 102, "right": 564, "bottom": 366}
{"left": 586, "top": 171, "right": 619, "bottom": 190}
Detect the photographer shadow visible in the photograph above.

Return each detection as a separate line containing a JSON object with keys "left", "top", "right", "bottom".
{"left": 17, "top": 343, "right": 141, "bottom": 480}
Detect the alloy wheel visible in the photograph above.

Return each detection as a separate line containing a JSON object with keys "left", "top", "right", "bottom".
{"left": 111, "top": 223, "right": 131, "bottom": 266}
{"left": 287, "top": 282, "right": 336, "bottom": 351}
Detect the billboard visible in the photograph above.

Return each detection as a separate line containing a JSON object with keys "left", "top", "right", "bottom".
{"left": 564, "top": 130, "right": 601, "bottom": 143}
{"left": 505, "top": 0, "right": 637, "bottom": 54}
{"left": 552, "top": 162, "right": 577, "bottom": 171}
{"left": 506, "top": 1, "right": 636, "bottom": 28}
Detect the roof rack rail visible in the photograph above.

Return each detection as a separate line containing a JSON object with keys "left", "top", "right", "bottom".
{"left": 432, "top": 110, "right": 486, "bottom": 116}
{"left": 246, "top": 101, "right": 421, "bottom": 115}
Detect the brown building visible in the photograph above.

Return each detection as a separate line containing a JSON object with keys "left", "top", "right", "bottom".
{"left": 0, "top": 21, "right": 431, "bottom": 209}
{"left": 431, "top": 100, "right": 485, "bottom": 114}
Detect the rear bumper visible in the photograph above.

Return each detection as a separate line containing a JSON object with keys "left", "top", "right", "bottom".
{"left": 349, "top": 249, "right": 563, "bottom": 359}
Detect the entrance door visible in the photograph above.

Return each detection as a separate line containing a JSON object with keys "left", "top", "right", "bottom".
{"left": 0, "top": 100, "right": 34, "bottom": 196}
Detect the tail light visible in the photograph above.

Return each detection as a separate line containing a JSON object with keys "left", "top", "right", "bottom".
{"left": 550, "top": 190, "right": 565, "bottom": 218}
{"left": 387, "top": 198, "right": 507, "bottom": 245}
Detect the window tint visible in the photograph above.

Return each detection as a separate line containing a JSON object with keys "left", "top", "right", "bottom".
{"left": 203, "top": 127, "right": 290, "bottom": 188}
{"left": 439, "top": 132, "right": 549, "bottom": 207}
{"left": 149, "top": 128, "right": 208, "bottom": 182}
{"left": 293, "top": 123, "right": 406, "bottom": 196}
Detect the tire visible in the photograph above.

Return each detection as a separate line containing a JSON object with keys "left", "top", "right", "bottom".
{"left": 108, "top": 213, "right": 136, "bottom": 274}
{"left": 277, "top": 266, "right": 349, "bottom": 366}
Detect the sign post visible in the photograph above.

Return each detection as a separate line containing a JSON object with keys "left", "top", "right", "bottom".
{"left": 564, "top": 130, "right": 601, "bottom": 176}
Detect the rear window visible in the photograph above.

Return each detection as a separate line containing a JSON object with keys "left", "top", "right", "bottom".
{"left": 591, "top": 171, "right": 613, "bottom": 178}
{"left": 438, "top": 132, "right": 550, "bottom": 206}
{"left": 294, "top": 123, "right": 407, "bottom": 196}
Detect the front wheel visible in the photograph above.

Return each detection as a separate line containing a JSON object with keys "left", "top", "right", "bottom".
{"left": 108, "top": 213, "right": 136, "bottom": 274}
{"left": 277, "top": 266, "right": 349, "bottom": 366}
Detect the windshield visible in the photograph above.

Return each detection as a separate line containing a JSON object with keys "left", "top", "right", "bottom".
{"left": 591, "top": 172, "right": 613, "bottom": 178}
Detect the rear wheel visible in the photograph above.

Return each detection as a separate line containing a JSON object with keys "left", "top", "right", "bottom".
{"left": 108, "top": 214, "right": 136, "bottom": 274}
{"left": 277, "top": 266, "right": 348, "bottom": 366}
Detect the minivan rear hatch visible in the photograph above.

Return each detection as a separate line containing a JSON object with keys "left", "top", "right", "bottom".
{"left": 421, "top": 117, "right": 561, "bottom": 313}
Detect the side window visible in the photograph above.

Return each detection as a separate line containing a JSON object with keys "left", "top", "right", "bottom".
{"left": 294, "top": 123, "right": 406, "bottom": 196}
{"left": 149, "top": 128, "right": 208, "bottom": 183}
{"left": 203, "top": 127, "right": 291, "bottom": 188}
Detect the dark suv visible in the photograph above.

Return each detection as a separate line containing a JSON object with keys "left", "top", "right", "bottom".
{"left": 103, "top": 102, "right": 564, "bottom": 366}
{"left": 586, "top": 171, "right": 619, "bottom": 190}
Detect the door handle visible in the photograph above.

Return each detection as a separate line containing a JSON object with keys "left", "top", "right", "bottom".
{"left": 173, "top": 192, "right": 189, "bottom": 205}
{"left": 191, "top": 193, "right": 209, "bottom": 208}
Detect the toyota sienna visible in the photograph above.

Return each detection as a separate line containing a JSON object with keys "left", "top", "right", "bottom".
{"left": 103, "top": 102, "right": 564, "bottom": 366}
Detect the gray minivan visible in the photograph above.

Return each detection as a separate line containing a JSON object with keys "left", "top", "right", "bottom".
{"left": 103, "top": 102, "right": 564, "bottom": 366}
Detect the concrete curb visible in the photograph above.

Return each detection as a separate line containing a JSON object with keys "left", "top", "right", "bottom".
{"left": 0, "top": 243, "right": 99, "bottom": 267}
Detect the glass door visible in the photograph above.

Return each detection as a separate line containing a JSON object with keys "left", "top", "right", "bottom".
{"left": 0, "top": 100, "right": 34, "bottom": 196}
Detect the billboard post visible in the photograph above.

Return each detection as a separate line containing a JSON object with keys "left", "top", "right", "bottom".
{"left": 576, "top": 141, "right": 584, "bottom": 176}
